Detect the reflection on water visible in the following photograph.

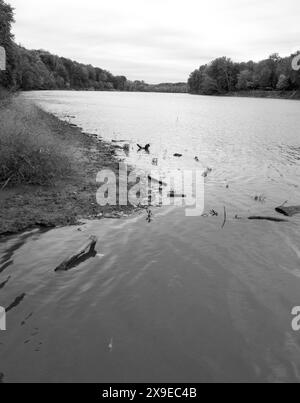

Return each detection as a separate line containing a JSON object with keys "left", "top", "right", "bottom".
{"left": 1, "top": 92, "right": 300, "bottom": 382}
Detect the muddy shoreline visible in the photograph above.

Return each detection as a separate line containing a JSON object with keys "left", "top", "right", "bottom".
{"left": 0, "top": 105, "right": 137, "bottom": 237}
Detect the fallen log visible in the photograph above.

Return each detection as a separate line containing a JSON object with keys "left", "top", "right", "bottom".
{"left": 248, "top": 216, "right": 289, "bottom": 222}
{"left": 55, "top": 236, "right": 98, "bottom": 272}
{"left": 275, "top": 205, "right": 300, "bottom": 217}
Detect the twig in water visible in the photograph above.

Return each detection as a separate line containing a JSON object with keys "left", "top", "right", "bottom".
{"left": 222, "top": 206, "right": 227, "bottom": 229}
{"left": 279, "top": 200, "right": 288, "bottom": 207}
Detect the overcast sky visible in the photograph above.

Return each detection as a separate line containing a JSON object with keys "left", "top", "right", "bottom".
{"left": 9, "top": 0, "right": 300, "bottom": 83}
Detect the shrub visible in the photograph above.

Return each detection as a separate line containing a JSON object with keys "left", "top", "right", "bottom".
{"left": 0, "top": 98, "right": 70, "bottom": 185}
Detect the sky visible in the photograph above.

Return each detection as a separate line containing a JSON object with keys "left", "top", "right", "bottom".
{"left": 9, "top": 0, "right": 300, "bottom": 83}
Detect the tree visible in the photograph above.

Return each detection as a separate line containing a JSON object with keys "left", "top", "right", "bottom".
{"left": 276, "top": 74, "right": 290, "bottom": 91}
{"left": 200, "top": 75, "right": 219, "bottom": 95}
{"left": 206, "top": 57, "right": 237, "bottom": 92}
{"left": 0, "top": 0, "right": 14, "bottom": 46}
{"left": 188, "top": 51, "right": 300, "bottom": 95}
{"left": 236, "top": 70, "right": 254, "bottom": 90}
{"left": 0, "top": 0, "right": 16, "bottom": 87}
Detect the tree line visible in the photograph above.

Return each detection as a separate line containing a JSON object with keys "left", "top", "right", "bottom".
{"left": 0, "top": 0, "right": 127, "bottom": 91}
{"left": 0, "top": 0, "right": 187, "bottom": 93}
{"left": 2, "top": 0, "right": 299, "bottom": 96}
{"left": 188, "top": 54, "right": 300, "bottom": 95}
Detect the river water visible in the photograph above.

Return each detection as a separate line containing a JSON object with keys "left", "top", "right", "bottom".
{"left": 1, "top": 91, "right": 300, "bottom": 382}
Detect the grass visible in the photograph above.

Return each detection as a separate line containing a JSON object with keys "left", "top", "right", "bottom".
{"left": 0, "top": 97, "right": 71, "bottom": 186}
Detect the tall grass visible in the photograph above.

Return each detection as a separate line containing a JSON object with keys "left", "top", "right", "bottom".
{"left": 0, "top": 98, "right": 70, "bottom": 186}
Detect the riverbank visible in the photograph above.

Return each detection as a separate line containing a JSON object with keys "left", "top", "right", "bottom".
{"left": 0, "top": 98, "right": 136, "bottom": 237}
{"left": 224, "top": 89, "right": 300, "bottom": 100}
{"left": 189, "top": 89, "right": 300, "bottom": 100}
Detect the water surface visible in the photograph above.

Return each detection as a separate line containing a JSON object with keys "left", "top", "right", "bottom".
{"left": 1, "top": 91, "right": 300, "bottom": 382}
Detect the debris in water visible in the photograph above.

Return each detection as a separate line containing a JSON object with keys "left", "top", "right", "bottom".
{"left": 21, "top": 312, "right": 33, "bottom": 326}
{"left": 148, "top": 175, "right": 168, "bottom": 187}
{"left": 168, "top": 191, "right": 186, "bottom": 198}
{"left": 137, "top": 144, "right": 150, "bottom": 152}
{"left": 0, "top": 276, "right": 11, "bottom": 290}
{"left": 201, "top": 209, "right": 219, "bottom": 218}
{"left": 253, "top": 194, "right": 266, "bottom": 203}
{"left": 195, "top": 157, "right": 199, "bottom": 162}
{"left": 152, "top": 158, "right": 158, "bottom": 166}
{"left": 275, "top": 205, "right": 300, "bottom": 217}
{"left": 202, "top": 167, "right": 213, "bottom": 178}
{"left": 222, "top": 206, "right": 227, "bottom": 229}
{"left": 55, "top": 236, "right": 98, "bottom": 272}
{"left": 146, "top": 208, "right": 153, "bottom": 223}
{"left": 248, "top": 216, "right": 289, "bottom": 222}
{"left": 6, "top": 293, "right": 26, "bottom": 313}
{"left": 174, "top": 153, "right": 183, "bottom": 158}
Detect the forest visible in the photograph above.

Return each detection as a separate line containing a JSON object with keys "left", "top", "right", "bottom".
{"left": 188, "top": 54, "right": 300, "bottom": 95}
{"left": 1, "top": 0, "right": 299, "bottom": 96}
{"left": 0, "top": 0, "right": 187, "bottom": 93}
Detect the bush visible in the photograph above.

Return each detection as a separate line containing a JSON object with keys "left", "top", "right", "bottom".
{"left": 0, "top": 98, "right": 70, "bottom": 185}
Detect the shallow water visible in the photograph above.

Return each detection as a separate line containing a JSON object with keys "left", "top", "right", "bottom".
{"left": 1, "top": 91, "right": 300, "bottom": 382}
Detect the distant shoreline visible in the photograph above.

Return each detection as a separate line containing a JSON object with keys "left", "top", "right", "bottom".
{"left": 20, "top": 88, "right": 300, "bottom": 100}
{"left": 189, "top": 89, "right": 300, "bottom": 100}
{"left": 222, "top": 89, "right": 300, "bottom": 101}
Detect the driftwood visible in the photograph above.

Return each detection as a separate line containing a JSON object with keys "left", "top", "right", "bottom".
{"left": 248, "top": 216, "right": 289, "bottom": 222}
{"left": 173, "top": 153, "right": 183, "bottom": 158}
{"left": 275, "top": 205, "right": 300, "bottom": 217}
{"left": 6, "top": 293, "right": 26, "bottom": 313}
{"left": 55, "top": 236, "right": 98, "bottom": 272}
{"left": 137, "top": 144, "right": 150, "bottom": 152}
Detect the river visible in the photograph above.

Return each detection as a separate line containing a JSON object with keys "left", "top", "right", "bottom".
{"left": 1, "top": 91, "right": 300, "bottom": 382}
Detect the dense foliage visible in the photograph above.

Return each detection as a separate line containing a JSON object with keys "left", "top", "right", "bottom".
{"left": 1, "top": 0, "right": 298, "bottom": 95}
{"left": 188, "top": 54, "right": 300, "bottom": 95}
{"left": 0, "top": 0, "right": 187, "bottom": 93}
